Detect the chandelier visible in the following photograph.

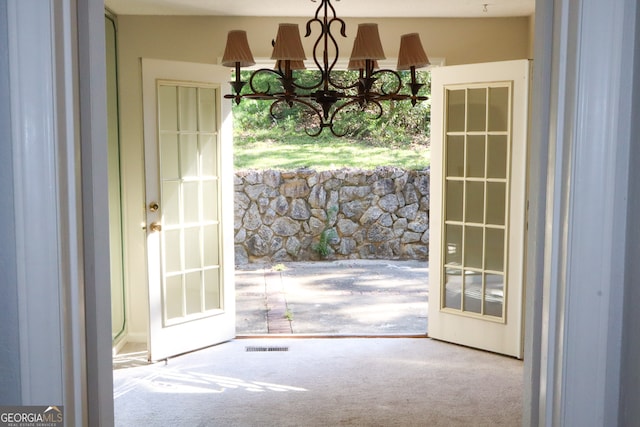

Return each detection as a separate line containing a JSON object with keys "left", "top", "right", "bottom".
{"left": 221, "top": 0, "right": 430, "bottom": 137}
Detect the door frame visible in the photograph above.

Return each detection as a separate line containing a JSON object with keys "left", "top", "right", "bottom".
{"left": 6, "top": 0, "right": 639, "bottom": 425}
{"left": 524, "top": 0, "right": 638, "bottom": 425}
{"left": 5, "top": 0, "right": 114, "bottom": 423}
{"left": 105, "top": 11, "right": 127, "bottom": 347}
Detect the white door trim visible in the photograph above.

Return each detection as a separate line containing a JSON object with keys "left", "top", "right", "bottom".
{"left": 7, "top": 0, "right": 114, "bottom": 423}
{"left": 8, "top": 0, "right": 66, "bottom": 406}
{"left": 6, "top": 0, "right": 113, "bottom": 424}
{"left": 525, "top": 0, "right": 638, "bottom": 425}
{"left": 77, "top": 0, "right": 115, "bottom": 423}
{"left": 522, "top": 0, "right": 553, "bottom": 424}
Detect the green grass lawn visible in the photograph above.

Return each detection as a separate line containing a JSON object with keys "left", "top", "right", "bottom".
{"left": 233, "top": 136, "right": 430, "bottom": 171}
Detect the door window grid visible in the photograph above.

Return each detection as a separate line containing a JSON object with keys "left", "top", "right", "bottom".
{"left": 441, "top": 83, "right": 512, "bottom": 322}
{"left": 157, "top": 82, "right": 223, "bottom": 326}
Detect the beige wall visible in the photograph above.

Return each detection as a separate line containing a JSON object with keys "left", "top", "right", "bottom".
{"left": 116, "top": 15, "right": 532, "bottom": 341}
{"left": 118, "top": 15, "right": 531, "bottom": 65}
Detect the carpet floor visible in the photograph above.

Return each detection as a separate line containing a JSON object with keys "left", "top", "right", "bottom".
{"left": 113, "top": 338, "right": 523, "bottom": 426}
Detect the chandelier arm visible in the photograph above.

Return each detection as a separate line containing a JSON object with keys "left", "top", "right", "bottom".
{"left": 324, "top": 0, "right": 340, "bottom": 20}
{"left": 323, "top": 18, "right": 347, "bottom": 78}
{"left": 290, "top": 78, "right": 324, "bottom": 92}
{"left": 326, "top": 99, "right": 357, "bottom": 137}
{"left": 363, "top": 99, "right": 385, "bottom": 120}
{"left": 242, "top": 93, "right": 284, "bottom": 101}
{"left": 306, "top": 0, "right": 350, "bottom": 93}
{"left": 288, "top": 17, "right": 325, "bottom": 92}
{"left": 310, "top": 0, "right": 327, "bottom": 23}
{"left": 268, "top": 97, "right": 326, "bottom": 137}
{"left": 328, "top": 125, "right": 349, "bottom": 138}
{"left": 327, "top": 70, "right": 361, "bottom": 91}
{"left": 248, "top": 67, "right": 285, "bottom": 95}
{"left": 375, "top": 93, "right": 410, "bottom": 102}
{"left": 323, "top": 97, "right": 385, "bottom": 137}
{"left": 370, "top": 69, "right": 404, "bottom": 96}
{"left": 306, "top": 17, "right": 332, "bottom": 87}
{"left": 323, "top": 14, "right": 355, "bottom": 91}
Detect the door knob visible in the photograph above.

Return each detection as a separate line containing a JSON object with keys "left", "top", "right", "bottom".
{"left": 149, "top": 222, "right": 162, "bottom": 232}
{"left": 149, "top": 202, "right": 159, "bottom": 212}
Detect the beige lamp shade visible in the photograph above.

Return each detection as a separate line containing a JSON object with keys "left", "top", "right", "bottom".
{"left": 396, "top": 33, "right": 430, "bottom": 70}
{"left": 271, "top": 23, "right": 307, "bottom": 61}
{"left": 347, "top": 58, "right": 378, "bottom": 71}
{"left": 221, "top": 30, "right": 256, "bottom": 67}
{"left": 349, "top": 23, "right": 386, "bottom": 61}
{"left": 275, "top": 59, "right": 307, "bottom": 70}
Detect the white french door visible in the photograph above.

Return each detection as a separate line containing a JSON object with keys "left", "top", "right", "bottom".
{"left": 142, "top": 59, "right": 235, "bottom": 361}
{"left": 428, "top": 60, "right": 530, "bottom": 358}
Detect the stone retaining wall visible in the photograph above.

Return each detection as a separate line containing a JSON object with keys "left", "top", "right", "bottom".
{"left": 234, "top": 167, "right": 430, "bottom": 265}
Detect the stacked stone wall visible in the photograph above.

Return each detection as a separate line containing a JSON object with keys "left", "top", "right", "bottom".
{"left": 234, "top": 167, "right": 430, "bottom": 264}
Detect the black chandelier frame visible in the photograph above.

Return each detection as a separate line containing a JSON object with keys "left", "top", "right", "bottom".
{"left": 224, "top": 0, "right": 429, "bottom": 137}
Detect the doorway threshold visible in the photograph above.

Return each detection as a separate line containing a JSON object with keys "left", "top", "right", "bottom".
{"left": 235, "top": 333, "right": 429, "bottom": 339}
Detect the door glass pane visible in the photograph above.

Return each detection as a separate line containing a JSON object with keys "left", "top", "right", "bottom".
{"left": 182, "top": 181, "right": 200, "bottom": 224}
{"left": 445, "top": 224, "right": 463, "bottom": 266}
{"left": 200, "top": 134, "right": 217, "bottom": 177}
{"left": 185, "top": 271, "right": 202, "bottom": 315}
{"left": 204, "top": 269, "right": 221, "bottom": 310}
{"left": 447, "top": 89, "right": 466, "bottom": 132}
{"left": 463, "top": 272, "right": 482, "bottom": 314}
{"left": 487, "top": 135, "right": 508, "bottom": 179}
{"left": 444, "top": 268, "right": 462, "bottom": 310}
{"left": 158, "top": 86, "right": 177, "bottom": 132}
{"left": 488, "top": 87, "right": 509, "bottom": 132}
{"left": 165, "top": 275, "right": 183, "bottom": 320}
{"left": 198, "top": 88, "right": 217, "bottom": 132}
{"left": 446, "top": 135, "right": 464, "bottom": 177}
{"left": 484, "top": 273, "right": 504, "bottom": 317}
{"left": 465, "top": 181, "right": 484, "bottom": 223}
{"left": 485, "top": 228, "right": 505, "bottom": 272}
{"left": 164, "top": 229, "right": 182, "bottom": 273}
{"left": 467, "top": 88, "right": 487, "bottom": 132}
{"left": 464, "top": 226, "right": 483, "bottom": 269}
{"left": 162, "top": 181, "right": 180, "bottom": 227}
{"left": 179, "top": 86, "right": 198, "bottom": 131}
{"left": 184, "top": 226, "right": 201, "bottom": 270}
{"left": 160, "top": 134, "right": 179, "bottom": 180}
{"left": 466, "top": 135, "right": 486, "bottom": 178}
{"left": 486, "top": 182, "right": 506, "bottom": 226}
{"left": 446, "top": 180, "right": 464, "bottom": 221}
{"left": 180, "top": 134, "right": 198, "bottom": 178}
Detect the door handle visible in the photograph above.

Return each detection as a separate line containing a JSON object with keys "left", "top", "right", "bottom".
{"left": 149, "top": 202, "right": 159, "bottom": 212}
{"left": 149, "top": 222, "right": 162, "bottom": 232}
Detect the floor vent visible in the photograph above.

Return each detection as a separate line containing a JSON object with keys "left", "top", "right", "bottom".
{"left": 245, "top": 346, "right": 289, "bottom": 352}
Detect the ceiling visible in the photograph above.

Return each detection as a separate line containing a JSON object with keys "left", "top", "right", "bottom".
{"left": 104, "top": 0, "right": 535, "bottom": 18}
